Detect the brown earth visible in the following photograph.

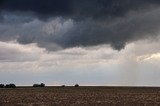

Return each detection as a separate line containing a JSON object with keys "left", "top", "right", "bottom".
{"left": 0, "top": 86, "right": 160, "bottom": 106}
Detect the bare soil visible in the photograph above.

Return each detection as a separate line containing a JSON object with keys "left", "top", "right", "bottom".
{"left": 0, "top": 86, "right": 160, "bottom": 106}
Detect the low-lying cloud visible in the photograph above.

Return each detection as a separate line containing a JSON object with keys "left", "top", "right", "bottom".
{"left": 0, "top": 39, "right": 160, "bottom": 85}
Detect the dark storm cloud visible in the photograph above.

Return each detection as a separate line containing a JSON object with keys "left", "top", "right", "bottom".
{"left": 52, "top": 10, "right": 160, "bottom": 50}
{"left": 0, "top": 0, "right": 160, "bottom": 50}
{"left": 1, "top": 0, "right": 160, "bottom": 19}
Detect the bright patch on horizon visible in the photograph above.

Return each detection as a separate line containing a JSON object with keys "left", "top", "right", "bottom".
{"left": 137, "top": 53, "right": 160, "bottom": 62}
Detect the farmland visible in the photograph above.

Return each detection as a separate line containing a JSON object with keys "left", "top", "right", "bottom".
{"left": 0, "top": 86, "right": 160, "bottom": 106}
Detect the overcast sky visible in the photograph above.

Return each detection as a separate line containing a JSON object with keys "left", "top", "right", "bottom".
{"left": 0, "top": 0, "right": 160, "bottom": 86}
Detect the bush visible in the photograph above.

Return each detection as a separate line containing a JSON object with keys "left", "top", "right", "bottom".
{"left": 33, "top": 84, "right": 38, "bottom": 87}
{"left": 74, "top": 84, "right": 79, "bottom": 87}
{"left": 33, "top": 83, "right": 45, "bottom": 87}
{"left": 61, "top": 85, "right": 65, "bottom": 87}
{"left": 0, "top": 84, "right": 4, "bottom": 88}
{"left": 5, "top": 84, "right": 16, "bottom": 88}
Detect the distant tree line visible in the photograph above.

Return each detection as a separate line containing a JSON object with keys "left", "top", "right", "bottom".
{"left": 61, "top": 84, "right": 79, "bottom": 87}
{"left": 0, "top": 83, "right": 80, "bottom": 88}
{"left": 33, "top": 83, "right": 45, "bottom": 87}
{"left": 0, "top": 84, "right": 16, "bottom": 88}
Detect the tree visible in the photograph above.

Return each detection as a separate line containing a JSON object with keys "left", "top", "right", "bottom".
{"left": 5, "top": 84, "right": 16, "bottom": 88}
{"left": 74, "top": 84, "right": 79, "bottom": 87}
{"left": 0, "top": 84, "right": 4, "bottom": 88}
{"left": 33, "top": 83, "right": 45, "bottom": 87}
{"left": 40, "top": 83, "right": 45, "bottom": 87}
